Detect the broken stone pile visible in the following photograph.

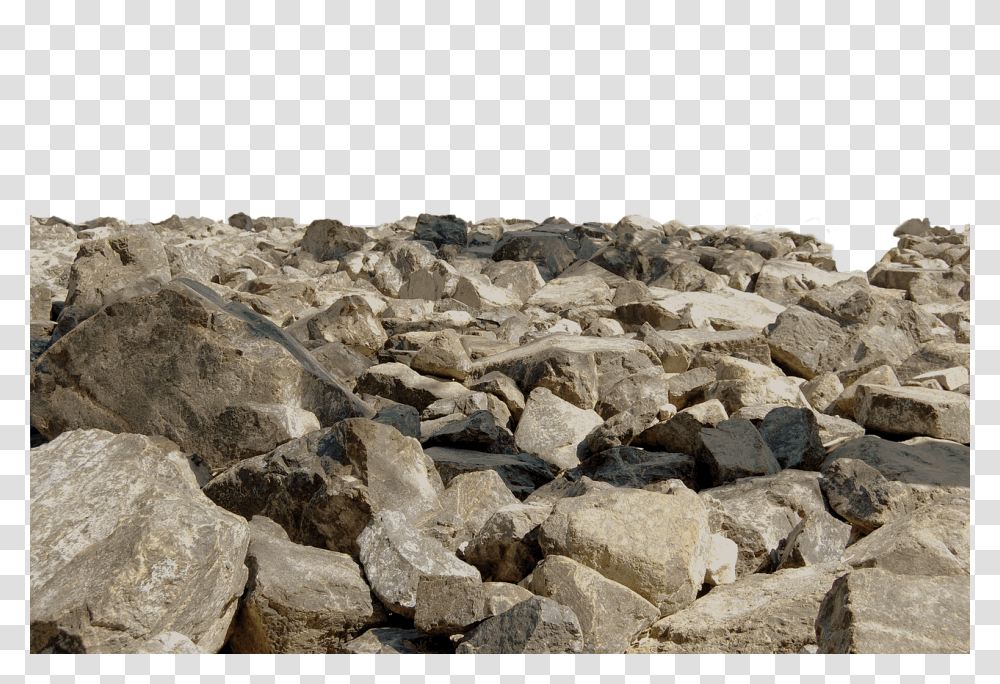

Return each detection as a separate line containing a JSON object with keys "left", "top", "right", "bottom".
{"left": 28, "top": 213, "right": 970, "bottom": 654}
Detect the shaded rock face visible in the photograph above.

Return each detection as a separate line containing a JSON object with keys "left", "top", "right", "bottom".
{"left": 29, "top": 214, "right": 969, "bottom": 655}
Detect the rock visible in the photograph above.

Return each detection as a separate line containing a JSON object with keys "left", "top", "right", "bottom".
{"left": 453, "top": 275, "right": 523, "bottom": 311}
{"left": 482, "top": 260, "right": 547, "bottom": 301}
{"left": 355, "top": 362, "right": 469, "bottom": 412}
{"left": 31, "top": 278, "right": 373, "bottom": 470}
{"left": 492, "top": 231, "right": 578, "bottom": 280}
{"left": 700, "top": 469, "right": 830, "bottom": 579}
{"left": 424, "top": 410, "right": 518, "bottom": 455}
{"left": 335, "top": 419, "right": 441, "bottom": 522}
{"left": 831, "top": 364, "right": 900, "bottom": 418}
{"left": 697, "top": 418, "right": 781, "bottom": 488}
{"left": 642, "top": 290, "right": 786, "bottom": 333}
{"left": 819, "top": 458, "right": 915, "bottom": 535}
{"left": 893, "top": 341, "right": 970, "bottom": 384}
{"left": 338, "top": 628, "right": 452, "bottom": 654}
{"left": 799, "top": 372, "right": 844, "bottom": 413}
{"left": 413, "top": 575, "right": 533, "bottom": 635}
{"left": 455, "top": 595, "right": 584, "bottom": 654}
{"left": 595, "top": 367, "right": 673, "bottom": 420}
{"left": 538, "top": 486, "right": 712, "bottom": 617}
{"left": 411, "top": 329, "right": 473, "bottom": 381}
{"left": 31, "top": 497, "right": 249, "bottom": 655}
{"left": 703, "top": 534, "right": 738, "bottom": 586}
{"left": 526, "top": 276, "right": 613, "bottom": 314}
{"left": 815, "top": 568, "right": 969, "bottom": 653}
{"left": 772, "top": 511, "right": 852, "bottom": 571}
{"left": 398, "top": 260, "right": 462, "bottom": 300}
{"left": 310, "top": 342, "right": 374, "bottom": 390}
{"left": 665, "top": 367, "right": 716, "bottom": 410}
{"left": 464, "top": 502, "right": 553, "bottom": 583}
{"left": 372, "top": 404, "right": 421, "bottom": 440}
{"left": 306, "top": 296, "right": 387, "bottom": 358}
{"left": 467, "top": 371, "right": 526, "bottom": 421}
{"left": 424, "top": 446, "right": 555, "bottom": 500}
{"left": 633, "top": 399, "right": 728, "bottom": 455}
{"left": 910, "top": 366, "right": 969, "bottom": 391}
{"left": 583, "top": 317, "right": 626, "bottom": 337}
{"left": 297, "top": 475, "right": 374, "bottom": 558}
{"left": 227, "top": 517, "right": 386, "bottom": 654}
{"left": 854, "top": 384, "right": 970, "bottom": 444}
{"left": 757, "top": 407, "right": 826, "bottom": 471}
{"left": 414, "top": 213, "right": 469, "bottom": 249}
{"left": 583, "top": 400, "right": 661, "bottom": 456}
{"left": 469, "top": 346, "right": 599, "bottom": 410}
{"left": 356, "top": 510, "right": 481, "bottom": 618}
{"left": 653, "top": 328, "right": 774, "bottom": 371}
{"left": 822, "top": 435, "right": 969, "bottom": 488}
{"left": 840, "top": 494, "right": 969, "bottom": 576}
{"left": 52, "top": 228, "right": 173, "bottom": 341}
{"left": 515, "top": 388, "right": 604, "bottom": 471}
{"left": 427, "top": 469, "right": 520, "bottom": 534}
{"left": 573, "top": 446, "right": 697, "bottom": 491}
{"left": 299, "top": 219, "right": 367, "bottom": 262}
{"left": 527, "top": 555, "right": 660, "bottom": 654}
{"left": 138, "top": 632, "right": 206, "bottom": 654}
{"left": 753, "top": 259, "right": 863, "bottom": 307}
{"left": 228, "top": 212, "right": 253, "bottom": 231}
{"left": 643, "top": 562, "right": 853, "bottom": 654}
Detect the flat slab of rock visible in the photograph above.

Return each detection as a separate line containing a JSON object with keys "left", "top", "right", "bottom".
{"left": 526, "top": 276, "right": 613, "bottom": 313}
{"left": 641, "top": 562, "right": 853, "bottom": 654}
{"left": 854, "top": 384, "right": 970, "bottom": 444}
{"left": 227, "top": 517, "right": 386, "bottom": 654}
{"left": 357, "top": 510, "right": 481, "bottom": 618}
{"left": 538, "top": 486, "right": 711, "bottom": 617}
{"left": 31, "top": 278, "right": 374, "bottom": 470}
{"left": 413, "top": 575, "right": 533, "bottom": 635}
{"left": 815, "top": 568, "right": 969, "bottom": 653}
{"left": 821, "top": 435, "right": 969, "bottom": 487}
{"left": 650, "top": 328, "right": 773, "bottom": 371}
{"left": 455, "top": 595, "right": 584, "bottom": 654}
{"left": 527, "top": 555, "right": 660, "bottom": 654}
{"left": 355, "top": 362, "right": 470, "bottom": 412}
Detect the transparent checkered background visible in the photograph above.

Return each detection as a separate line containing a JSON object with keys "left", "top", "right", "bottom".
{"left": 0, "top": 0, "right": 995, "bottom": 679}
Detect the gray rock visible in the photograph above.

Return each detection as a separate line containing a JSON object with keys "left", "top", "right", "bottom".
{"left": 372, "top": 404, "right": 421, "bottom": 440}
{"left": 527, "top": 555, "right": 659, "bottom": 654}
{"left": 227, "top": 517, "right": 386, "bottom": 654}
{"left": 299, "top": 219, "right": 367, "bottom": 262}
{"left": 633, "top": 399, "right": 728, "bottom": 455}
{"left": 772, "top": 511, "right": 852, "bottom": 571}
{"left": 464, "top": 502, "right": 553, "bottom": 583}
{"left": 854, "top": 384, "right": 970, "bottom": 444}
{"left": 414, "top": 213, "right": 469, "bottom": 249}
{"left": 355, "top": 362, "right": 470, "bottom": 412}
{"left": 697, "top": 418, "right": 781, "bottom": 488}
{"left": 492, "top": 232, "right": 578, "bottom": 280}
{"left": 574, "top": 446, "right": 697, "bottom": 491}
{"left": 306, "top": 296, "right": 388, "bottom": 358}
{"left": 819, "top": 458, "right": 915, "bottom": 535}
{"left": 595, "top": 367, "right": 673, "bottom": 420}
{"left": 424, "top": 446, "right": 555, "bottom": 500}
{"left": 822, "top": 435, "right": 969, "bottom": 487}
{"left": 653, "top": 328, "right": 774, "bottom": 371}
{"left": 584, "top": 399, "right": 661, "bottom": 456}
{"left": 757, "top": 406, "right": 826, "bottom": 471}
{"left": 411, "top": 328, "right": 473, "bottom": 381}
{"left": 424, "top": 410, "right": 518, "bottom": 455}
{"left": 338, "top": 628, "right": 451, "bottom": 654}
{"left": 665, "top": 367, "right": 716, "bottom": 410}
{"left": 356, "top": 510, "right": 481, "bottom": 618}
{"left": 815, "top": 568, "right": 969, "bottom": 653}
{"left": 31, "top": 278, "right": 374, "bottom": 470}
{"left": 799, "top": 372, "right": 844, "bottom": 413}
{"left": 413, "top": 575, "right": 534, "bottom": 635}
{"left": 467, "top": 371, "right": 526, "bottom": 421}
{"left": 455, "top": 595, "right": 584, "bottom": 654}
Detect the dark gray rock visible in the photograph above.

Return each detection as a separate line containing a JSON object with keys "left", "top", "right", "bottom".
{"left": 772, "top": 511, "right": 852, "bottom": 571}
{"left": 373, "top": 404, "right": 421, "bottom": 440}
{"left": 819, "top": 458, "right": 916, "bottom": 535}
{"left": 757, "top": 406, "right": 826, "bottom": 471}
{"left": 455, "top": 596, "right": 584, "bottom": 654}
{"left": 424, "top": 446, "right": 555, "bottom": 500}
{"left": 584, "top": 399, "right": 661, "bottom": 456}
{"left": 821, "top": 435, "right": 969, "bottom": 487}
{"left": 415, "top": 213, "right": 469, "bottom": 249}
{"left": 423, "top": 410, "right": 518, "bottom": 455}
{"left": 228, "top": 212, "right": 253, "bottom": 231}
{"left": 299, "top": 219, "right": 367, "bottom": 262}
{"left": 574, "top": 446, "right": 697, "bottom": 491}
{"left": 697, "top": 418, "right": 781, "bottom": 488}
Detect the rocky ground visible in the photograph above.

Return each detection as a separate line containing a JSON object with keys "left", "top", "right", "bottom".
{"left": 28, "top": 213, "right": 970, "bottom": 655}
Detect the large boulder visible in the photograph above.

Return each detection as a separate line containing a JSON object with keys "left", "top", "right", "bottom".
{"left": 821, "top": 435, "right": 969, "bottom": 487}
{"left": 227, "top": 517, "right": 386, "bottom": 654}
{"left": 414, "top": 213, "right": 469, "bottom": 248}
{"left": 696, "top": 418, "right": 781, "bottom": 488}
{"left": 299, "top": 219, "right": 367, "bottom": 262}
{"left": 538, "top": 486, "right": 712, "bottom": 617}
{"left": 526, "top": 555, "right": 660, "bottom": 654}
{"left": 31, "top": 278, "right": 373, "bottom": 470}
{"left": 854, "top": 384, "right": 970, "bottom": 444}
{"left": 492, "top": 232, "right": 578, "bottom": 280}
{"left": 815, "top": 568, "right": 969, "bottom": 653}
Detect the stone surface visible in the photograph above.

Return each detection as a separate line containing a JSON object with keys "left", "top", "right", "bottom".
{"left": 424, "top": 446, "right": 555, "bottom": 500}
{"left": 355, "top": 362, "right": 470, "bottom": 412}
{"left": 227, "top": 516, "right": 386, "bottom": 654}
{"left": 819, "top": 458, "right": 915, "bottom": 535}
{"left": 413, "top": 575, "right": 533, "bottom": 636}
{"left": 455, "top": 595, "right": 584, "bottom": 654}
{"left": 757, "top": 407, "right": 826, "bottom": 471}
{"left": 854, "top": 384, "right": 970, "bottom": 444}
{"left": 697, "top": 418, "right": 782, "bottom": 488}
{"left": 357, "top": 510, "right": 481, "bottom": 618}
{"left": 772, "top": 510, "right": 852, "bottom": 571}
{"left": 822, "top": 435, "right": 969, "bottom": 487}
{"left": 538, "top": 486, "right": 712, "bottom": 617}
{"left": 411, "top": 328, "right": 474, "bottom": 381}
{"left": 515, "top": 388, "right": 604, "bottom": 471}
{"left": 527, "top": 555, "right": 660, "bottom": 654}
{"left": 815, "top": 568, "right": 969, "bottom": 654}
{"left": 464, "top": 502, "right": 553, "bottom": 583}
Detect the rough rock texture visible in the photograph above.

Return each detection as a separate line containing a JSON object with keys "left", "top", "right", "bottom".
{"left": 515, "top": 388, "right": 604, "bottom": 471}
{"left": 854, "top": 384, "right": 970, "bottom": 444}
{"left": 455, "top": 595, "right": 584, "bottom": 654}
{"left": 697, "top": 418, "right": 782, "bottom": 488}
{"left": 227, "top": 517, "right": 386, "bottom": 654}
{"left": 821, "top": 435, "right": 969, "bottom": 487}
{"left": 819, "top": 458, "right": 915, "bottom": 535}
{"left": 814, "top": 568, "right": 969, "bottom": 653}
{"left": 412, "top": 575, "right": 533, "bottom": 635}
{"left": 464, "top": 502, "right": 552, "bottom": 583}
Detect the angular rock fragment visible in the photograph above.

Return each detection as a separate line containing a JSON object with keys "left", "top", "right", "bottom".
{"left": 815, "top": 568, "right": 969, "bottom": 654}
{"left": 515, "top": 388, "right": 604, "bottom": 471}
{"left": 413, "top": 575, "right": 533, "bottom": 636}
{"left": 338, "top": 628, "right": 451, "bottom": 654}
{"left": 467, "top": 371, "right": 526, "bottom": 421}
{"left": 854, "top": 384, "right": 970, "bottom": 444}
{"left": 424, "top": 446, "right": 555, "bottom": 500}
{"left": 357, "top": 510, "right": 481, "bottom": 618}
{"left": 633, "top": 399, "right": 728, "bottom": 455}
{"left": 757, "top": 406, "right": 826, "bottom": 471}
{"left": 464, "top": 502, "right": 553, "bottom": 583}
{"left": 697, "top": 418, "right": 781, "bottom": 488}
{"left": 355, "top": 362, "right": 469, "bottom": 412}
{"left": 822, "top": 434, "right": 969, "bottom": 488}
{"left": 306, "top": 295, "right": 388, "bottom": 358}
{"left": 414, "top": 213, "right": 469, "bottom": 249}
{"left": 455, "top": 595, "right": 584, "bottom": 654}
{"left": 799, "top": 372, "right": 844, "bottom": 413}
{"left": 772, "top": 511, "right": 852, "bottom": 571}
{"left": 819, "top": 458, "right": 915, "bottom": 535}
{"left": 299, "top": 219, "right": 367, "bottom": 262}
{"left": 411, "top": 328, "right": 473, "bottom": 381}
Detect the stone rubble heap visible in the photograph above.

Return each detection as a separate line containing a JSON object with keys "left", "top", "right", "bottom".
{"left": 28, "top": 213, "right": 970, "bottom": 654}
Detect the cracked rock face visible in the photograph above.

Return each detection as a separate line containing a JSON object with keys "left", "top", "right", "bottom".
{"left": 29, "top": 214, "right": 969, "bottom": 654}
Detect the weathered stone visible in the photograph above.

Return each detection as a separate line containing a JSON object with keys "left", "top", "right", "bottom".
{"left": 424, "top": 410, "right": 517, "bottom": 455}
{"left": 772, "top": 510, "right": 852, "bottom": 571}
{"left": 338, "top": 628, "right": 451, "bottom": 654}
{"left": 526, "top": 276, "right": 613, "bottom": 314}
{"left": 697, "top": 418, "right": 781, "bottom": 488}
{"left": 831, "top": 364, "right": 900, "bottom": 418}
{"left": 515, "top": 388, "right": 604, "bottom": 471}
{"left": 455, "top": 595, "right": 584, "bottom": 654}
{"left": 306, "top": 295, "right": 387, "bottom": 358}
{"left": 299, "top": 219, "right": 367, "bottom": 262}
{"left": 355, "top": 362, "right": 469, "bottom": 412}
{"left": 574, "top": 446, "right": 697, "bottom": 491}
{"left": 822, "top": 435, "right": 969, "bottom": 488}
{"left": 410, "top": 328, "right": 473, "bottom": 381}
{"left": 840, "top": 494, "right": 970, "bottom": 576}
{"left": 52, "top": 228, "right": 173, "bottom": 341}
{"left": 310, "top": 342, "right": 374, "bottom": 390}
{"left": 492, "top": 231, "right": 577, "bottom": 280}
{"left": 398, "top": 260, "right": 462, "bottom": 301}
{"left": 413, "top": 575, "right": 533, "bottom": 636}
{"left": 584, "top": 399, "right": 661, "bottom": 456}
{"left": 297, "top": 475, "right": 374, "bottom": 558}
{"left": 31, "top": 497, "right": 249, "bottom": 655}
{"left": 414, "top": 213, "right": 469, "bottom": 249}
{"left": 464, "top": 502, "right": 553, "bottom": 583}
{"left": 481, "top": 260, "right": 547, "bottom": 301}
{"left": 595, "top": 367, "right": 673, "bottom": 420}
{"left": 815, "top": 568, "right": 969, "bottom": 654}
{"left": 467, "top": 371, "right": 526, "bottom": 421}
{"left": 453, "top": 275, "right": 523, "bottom": 311}
{"left": 428, "top": 469, "right": 520, "bottom": 535}
{"left": 704, "top": 534, "right": 738, "bottom": 586}
{"left": 372, "top": 403, "right": 421, "bottom": 440}
{"left": 227, "top": 516, "right": 385, "bottom": 654}
{"left": 356, "top": 510, "right": 481, "bottom": 618}
{"left": 642, "top": 562, "right": 853, "bottom": 655}
{"left": 633, "top": 399, "right": 728, "bottom": 455}
{"left": 31, "top": 278, "right": 373, "bottom": 469}
{"left": 757, "top": 406, "right": 826, "bottom": 471}
{"left": 854, "top": 384, "right": 970, "bottom": 444}
{"left": 527, "top": 555, "right": 660, "bottom": 654}
{"left": 653, "top": 328, "right": 774, "bottom": 371}
{"left": 664, "top": 367, "right": 716, "bottom": 410}
{"left": 819, "top": 458, "right": 915, "bottom": 535}
{"left": 753, "top": 259, "right": 863, "bottom": 307}
{"left": 799, "top": 372, "right": 844, "bottom": 413}
{"left": 538, "top": 486, "right": 712, "bottom": 617}
{"left": 424, "top": 446, "right": 555, "bottom": 500}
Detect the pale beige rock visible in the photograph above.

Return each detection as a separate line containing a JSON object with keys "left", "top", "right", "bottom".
{"left": 306, "top": 295, "right": 388, "bottom": 358}
{"left": 704, "top": 534, "right": 738, "bottom": 586}
{"left": 538, "top": 486, "right": 712, "bottom": 617}
{"left": 526, "top": 276, "right": 614, "bottom": 313}
{"left": 910, "top": 366, "right": 969, "bottom": 391}
{"left": 832, "top": 365, "right": 900, "bottom": 418}
{"left": 800, "top": 372, "right": 844, "bottom": 413}
{"left": 854, "top": 384, "right": 970, "bottom": 444}
{"left": 515, "top": 388, "right": 604, "bottom": 471}
{"left": 413, "top": 575, "right": 533, "bottom": 635}
{"left": 411, "top": 329, "right": 473, "bottom": 381}
{"left": 527, "top": 555, "right": 660, "bottom": 654}
{"left": 453, "top": 275, "right": 523, "bottom": 311}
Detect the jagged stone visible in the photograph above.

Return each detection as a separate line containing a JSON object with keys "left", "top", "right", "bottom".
{"left": 455, "top": 595, "right": 584, "bottom": 654}
{"left": 854, "top": 384, "right": 970, "bottom": 444}
{"left": 355, "top": 362, "right": 469, "bottom": 412}
{"left": 411, "top": 328, "right": 473, "bottom": 381}
{"left": 464, "top": 502, "right": 553, "bottom": 583}
{"left": 757, "top": 406, "right": 826, "bottom": 471}
{"left": 696, "top": 418, "right": 781, "bottom": 488}
{"left": 515, "top": 388, "right": 604, "bottom": 471}
{"left": 467, "top": 371, "right": 526, "bottom": 421}
{"left": 413, "top": 575, "right": 533, "bottom": 636}
{"left": 819, "top": 458, "right": 915, "bottom": 535}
